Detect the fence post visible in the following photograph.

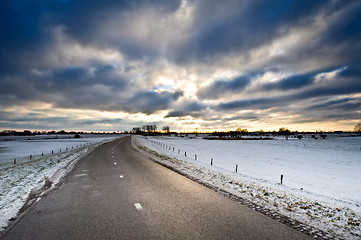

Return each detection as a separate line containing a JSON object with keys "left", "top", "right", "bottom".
{"left": 235, "top": 164, "right": 238, "bottom": 173}
{"left": 14, "top": 159, "right": 16, "bottom": 164}
{"left": 185, "top": 152, "right": 187, "bottom": 157}
{"left": 195, "top": 154, "right": 197, "bottom": 160}
{"left": 30, "top": 155, "right": 32, "bottom": 160}
{"left": 211, "top": 158, "right": 213, "bottom": 166}
{"left": 280, "top": 175, "right": 283, "bottom": 184}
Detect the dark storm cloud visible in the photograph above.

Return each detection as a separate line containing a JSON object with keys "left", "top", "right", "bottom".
{"left": 261, "top": 71, "right": 317, "bottom": 91}
{"left": 0, "top": 109, "right": 125, "bottom": 131}
{"left": 124, "top": 90, "right": 183, "bottom": 114}
{"left": 307, "top": 97, "right": 361, "bottom": 112}
{"left": 0, "top": 0, "right": 184, "bottom": 114}
{"left": 339, "top": 64, "right": 361, "bottom": 78}
{"left": 289, "top": 97, "right": 361, "bottom": 124}
{"left": 174, "top": 0, "right": 332, "bottom": 62}
{"left": 54, "top": 0, "right": 181, "bottom": 58}
{"left": 215, "top": 98, "right": 272, "bottom": 111}
{"left": 78, "top": 118, "right": 124, "bottom": 125}
{"left": 165, "top": 100, "right": 207, "bottom": 118}
{"left": 215, "top": 62, "right": 361, "bottom": 109}
{"left": 198, "top": 71, "right": 264, "bottom": 99}
{"left": 45, "top": 64, "right": 127, "bottom": 92}
{"left": 308, "top": 3, "right": 361, "bottom": 63}
{"left": 0, "top": 63, "right": 128, "bottom": 108}
{"left": 259, "top": 67, "right": 342, "bottom": 92}
{"left": 0, "top": 0, "right": 181, "bottom": 75}
{"left": 1, "top": 0, "right": 361, "bottom": 130}
{"left": 222, "top": 113, "right": 260, "bottom": 122}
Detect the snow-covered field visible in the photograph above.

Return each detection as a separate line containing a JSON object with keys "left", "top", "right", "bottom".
{"left": 134, "top": 135, "right": 361, "bottom": 239}
{"left": 0, "top": 135, "right": 115, "bottom": 167}
{"left": 0, "top": 136, "right": 120, "bottom": 232}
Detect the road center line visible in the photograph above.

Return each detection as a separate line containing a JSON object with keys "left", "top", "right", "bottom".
{"left": 74, "top": 173, "right": 88, "bottom": 177}
{"left": 134, "top": 203, "right": 143, "bottom": 211}
{"left": 119, "top": 175, "right": 124, "bottom": 178}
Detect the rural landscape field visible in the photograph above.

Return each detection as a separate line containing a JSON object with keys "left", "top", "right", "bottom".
{"left": 1, "top": 0, "right": 361, "bottom": 239}
{"left": 134, "top": 134, "right": 361, "bottom": 238}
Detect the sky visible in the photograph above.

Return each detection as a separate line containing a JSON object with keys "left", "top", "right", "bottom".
{"left": 0, "top": 0, "right": 361, "bottom": 132}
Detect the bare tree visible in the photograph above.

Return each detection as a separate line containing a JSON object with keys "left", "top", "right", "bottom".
{"left": 163, "top": 126, "right": 170, "bottom": 134}
{"left": 132, "top": 127, "right": 142, "bottom": 134}
{"left": 355, "top": 124, "right": 361, "bottom": 133}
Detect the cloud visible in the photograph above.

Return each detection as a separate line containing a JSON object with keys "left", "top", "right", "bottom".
{"left": 212, "top": 66, "right": 361, "bottom": 126}
{"left": 198, "top": 72, "right": 263, "bottom": 99}
{"left": 1, "top": 0, "right": 361, "bottom": 131}
{"left": 165, "top": 100, "right": 207, "bottom": 118}
{"left": 173, "top": 0, "right": 333, "bottom": 63}
{"left": 260, "top": 71, "right": 317, "bottom": 91}
{"left": 124, "top": 90, "right": 183, "bottom": 114}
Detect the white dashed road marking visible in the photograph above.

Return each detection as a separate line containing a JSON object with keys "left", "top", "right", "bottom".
{"left": 134, "top": 203, "right": 143, "bottom": 211}
{"left": 119, "top": 175, "right": 124, "bottom": 178}
{"left": 74, "top": 173, "right": 88, "bottom": 177}
{"left": 114, "top": 162, "right": 117, "bottom": 165}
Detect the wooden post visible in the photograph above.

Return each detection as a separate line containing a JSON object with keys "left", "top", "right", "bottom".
{"left": 52, "top": 150, "right": 54, "bottom": 154}
{"left": 30, "top": 155, "right": 32, "bottom": 160}
{"left": 211, "top": 158, "right": 213, "bottom": 166}
{"left": 280, "top": 175, "right": 283, "bottom": 184}
{"left": 14, "top": 159, "right": 16, "bottom": 164}
{"left": 195, "top": 154, "right": 197, "bottom": 160}
{"left": 42, "top": 153, "right": 44, "bottom": 156}
{"left": 185, "top": 152, "right": 187, "bottom": 157}
{"left": 178, "top": 150, "right": 180, "bottom": 154}
{"left": 235, "top": 164, "right": 238, "bottom": 173}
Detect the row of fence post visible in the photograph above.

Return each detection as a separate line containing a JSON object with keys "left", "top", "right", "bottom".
{"left": 154, "top": 141, "right": 242, "bottom": 172}
{"left": 152, "top": 140, "right": 285, "bottom": 184}
{"left": 13, "top": 141, "right": 99, "bottom": 165}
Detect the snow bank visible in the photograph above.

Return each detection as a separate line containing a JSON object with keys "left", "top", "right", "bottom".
{"left": 0, "top": 137, "right": 118, "bottom": 232}
{"left": 134, "top": 135, "right": 361, "bottom": 239}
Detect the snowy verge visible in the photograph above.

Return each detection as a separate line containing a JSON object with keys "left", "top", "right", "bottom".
{"left": 132, "top": 136, "right": 360, "bottom": 240}
{"left": 0, "top": 137, "right": 119, "bottom": 233}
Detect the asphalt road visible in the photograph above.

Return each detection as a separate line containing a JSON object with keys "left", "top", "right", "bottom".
{"left": 1, "top": 136, "right": 312, "bottom": 239}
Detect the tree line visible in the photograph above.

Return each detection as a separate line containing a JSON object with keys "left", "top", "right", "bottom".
{"left": 132, "top": 125, "right": 171, "bottom": 135}
{"left": 131, "top": 124, "right": 361, "bottom": 137}
{"left": 0, "top": 130, "right": 119, "bottom": 136}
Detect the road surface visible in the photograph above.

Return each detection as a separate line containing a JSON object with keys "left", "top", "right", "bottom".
{"left": 1, "top": 136, "right": 312, "bottom": 239}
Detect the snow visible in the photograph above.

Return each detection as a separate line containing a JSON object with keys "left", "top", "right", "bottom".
{"left": 0, "top": 136, "right": 119, "bottom": 232}
{"left": 0, "top": 135, "right": 114, "bottom": 167}
{"left": 134, "top": 135, "right": 361, "bottom": 239}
